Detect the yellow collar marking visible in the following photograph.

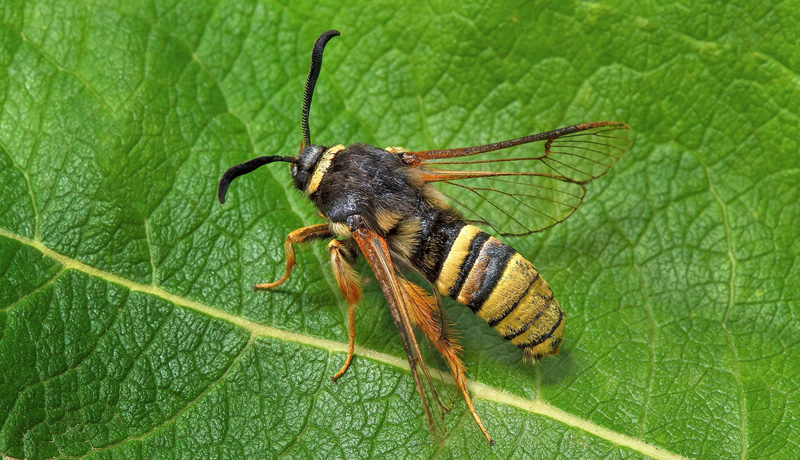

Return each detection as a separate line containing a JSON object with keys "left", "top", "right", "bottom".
{"left": 306, "top": 144, "right": 345, "bottom": 195}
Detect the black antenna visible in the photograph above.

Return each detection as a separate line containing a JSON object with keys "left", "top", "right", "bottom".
{"left": 217, "top": 155, "right": 298, "bottom": 204}
{"left": 301, "top": 29, "right": 340, "bottom": 148}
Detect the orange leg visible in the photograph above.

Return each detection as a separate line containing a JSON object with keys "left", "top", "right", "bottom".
{"left": 401, "top": 279, "right": 494, "bottom": 446}
{"left": 253, "top": 224, "right": 331, "bottom": 290}
{"left": 328, "top": 238, "right": 362, "bottom": 381}
{"left": 345, "top": 214, "right": 493, "bottom": 445}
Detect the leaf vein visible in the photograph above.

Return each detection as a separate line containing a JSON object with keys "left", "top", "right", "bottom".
{"left": 0, "top": 227, "right": 689, "bottom": 460}
{"left": 707, "top": 178, "right": 748, "bottom": 460}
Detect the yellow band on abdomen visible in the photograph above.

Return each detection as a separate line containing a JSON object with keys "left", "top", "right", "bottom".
{"left": 435, "top": 225, "right": 482, "bottom": 295}
{"left": 475, "top": 253, "right": 538, "bottom": 324}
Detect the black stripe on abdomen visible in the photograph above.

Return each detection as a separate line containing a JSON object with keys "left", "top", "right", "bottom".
{"left": 458, "top": 239, "right": 517, "bottom": 311}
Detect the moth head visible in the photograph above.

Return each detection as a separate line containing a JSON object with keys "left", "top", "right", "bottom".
{"left": 291, "top": 144, "right": 327, "bottom": 191}
{"left": 217, "top": 30, "right": 340, "bottom": 204}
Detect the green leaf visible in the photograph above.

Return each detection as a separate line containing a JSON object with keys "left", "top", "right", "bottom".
{"left": 1, "top": 1, "right": 797, "bottom": 459}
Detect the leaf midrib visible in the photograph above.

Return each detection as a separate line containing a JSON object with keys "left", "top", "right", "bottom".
{"left": 0, "top": 227, "right": 687, "bottom": 460}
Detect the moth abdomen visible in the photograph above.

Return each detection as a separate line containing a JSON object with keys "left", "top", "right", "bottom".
{"left": 432, "top": 224, "right": 564, "bottom": 361}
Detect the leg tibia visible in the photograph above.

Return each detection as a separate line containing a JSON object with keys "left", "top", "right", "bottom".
{"left": 328, "top": 239, "right": 362, "bottom": 305}
{"left": 329, "top": 238, "right": 362, "bottom": 381}
{"left": 253, "top": 224, "right": 331, "bottom": 290}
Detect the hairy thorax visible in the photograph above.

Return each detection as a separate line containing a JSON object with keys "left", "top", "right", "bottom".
{"left": 310, "top": 143, "right": 451, "bottom": 263}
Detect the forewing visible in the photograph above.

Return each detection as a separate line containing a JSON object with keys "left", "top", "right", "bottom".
{"left": 409, "top": 122, "right": 632, "bottom": 236}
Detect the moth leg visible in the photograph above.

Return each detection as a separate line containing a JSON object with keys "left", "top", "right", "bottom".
{"left": 400, "top": 278, "right": 494, "bottom": 446}
{"left": 328, "top": 238, "right": 362, "bottom": 381}
{"left": 254, "top": 224, "right": 332, "bottom": 290}
{"left": 347, "top": 215, "right": 493, "bottom": 445}
{"left": 347, "top": 216, "right": 440, "bottom": 433}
